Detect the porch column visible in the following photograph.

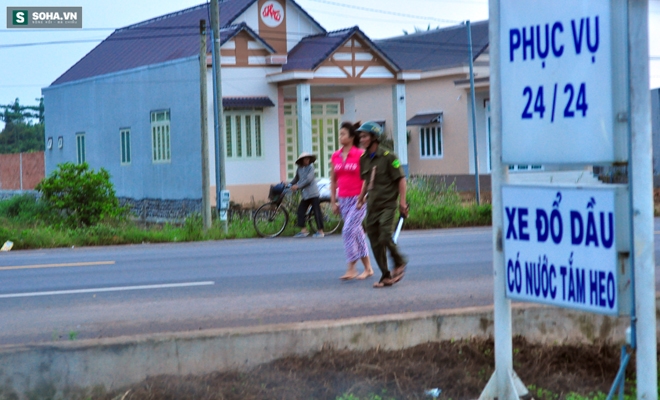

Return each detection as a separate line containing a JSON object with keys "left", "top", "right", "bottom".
{"left": 392, "top": 83, "right": 408, "bottom": 175}
{"left": 296, "top": 83, "right": 312, "bottom": 154}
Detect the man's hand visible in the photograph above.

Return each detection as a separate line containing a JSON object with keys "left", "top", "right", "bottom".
{"left": 291, "top": 184, "right": 298, "bottom": 191}
{"left": 399, "top": 203, "right": 409, "bottom": 218}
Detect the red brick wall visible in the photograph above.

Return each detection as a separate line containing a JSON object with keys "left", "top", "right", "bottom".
{"left": 0, "top": 152, "right": 45, "bottom": 190}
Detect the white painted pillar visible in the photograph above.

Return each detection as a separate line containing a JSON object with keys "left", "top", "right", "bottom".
{"left": 392, "top": 84, "right": 408, "bottom": 175}
{"left": 296, "top": 83, "right": 312, "bottom": 154}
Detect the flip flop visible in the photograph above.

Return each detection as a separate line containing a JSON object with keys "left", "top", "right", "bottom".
{"left": 392, "top": 264, "right": 407, "bottom": 280}
{"left": 373, "top": 281, "right": 391, "bottom": 288}
{"left": 373, "top": 277, "right": 395, "bottom": 288}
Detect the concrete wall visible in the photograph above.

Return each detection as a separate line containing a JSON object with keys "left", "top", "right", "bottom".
{"left": 1, "top": 300, "right": 657, "bottom": 399}
{"left": 0, "top": 152, "right": 44, "bottom": 190}
{"left": 43, "top": 57, "right": 201, "bottom": 201}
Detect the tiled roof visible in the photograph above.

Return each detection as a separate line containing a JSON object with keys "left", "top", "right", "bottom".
{"left": 407, "top": 112, "right": 443, "bottom": 126}
{"left": 284, "top": 26, "right": 399, "bottom": 72}
{"left": 222, "top": 96, "right": 274, "bottom": 108}
{"left": 50, "top": 0, "right": 321, "bottom": 86}
{"left": 376, "top": 20, "right": 489, "bottom": 72}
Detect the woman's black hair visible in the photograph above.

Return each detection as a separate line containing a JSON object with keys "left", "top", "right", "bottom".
{"left": 340, "top": 121, "right": 361, "bottom": 147}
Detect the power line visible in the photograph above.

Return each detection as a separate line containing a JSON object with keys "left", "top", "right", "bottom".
{"left": 305, "top": 0, "right": 461, "bottom": 24}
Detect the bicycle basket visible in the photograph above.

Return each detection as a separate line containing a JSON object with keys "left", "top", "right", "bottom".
{"left": 269, "top": 182, "right": 286, "bottom": 201}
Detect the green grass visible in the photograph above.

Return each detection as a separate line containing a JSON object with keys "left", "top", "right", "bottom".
{"left": 0, "top": 177, "right": 492, "bottom": 250}
{"left": 406, "top": 177, "right": 491, "bottom": 229}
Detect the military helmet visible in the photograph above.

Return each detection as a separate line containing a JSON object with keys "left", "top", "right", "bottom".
{"left": 356, "top": 121, "right": 383, "bottom": 141}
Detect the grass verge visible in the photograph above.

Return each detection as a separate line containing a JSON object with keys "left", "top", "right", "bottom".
{"left": 0, "top": 177, "right": 491, "bottom": 250}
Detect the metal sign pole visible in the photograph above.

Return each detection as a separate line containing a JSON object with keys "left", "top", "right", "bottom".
{"left": 479, "top": 1, "right": 525, "bottom": 398}
{"left": 628, "top": 0, "right": 657, "bottom": 397}
{"left": 467, "top": 20, "right": 481, "bottom": 206}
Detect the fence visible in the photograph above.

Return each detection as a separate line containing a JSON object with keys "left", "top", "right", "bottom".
{"left": 0, "top": 152, "right": 44, "bottom": 190}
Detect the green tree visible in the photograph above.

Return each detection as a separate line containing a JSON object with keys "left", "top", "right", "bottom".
{"left": 36, "top": 162, "right": 125, "bottom": 228}
{"left": 0, "top": 98, "right": 45, "bottom": 154}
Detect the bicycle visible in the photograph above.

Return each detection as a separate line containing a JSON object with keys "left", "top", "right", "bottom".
{"left": 253, "top": 183, "right": 342, "bottom": 238}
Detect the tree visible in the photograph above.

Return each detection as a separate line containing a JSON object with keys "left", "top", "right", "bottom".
{"left": 402, "top": 24, "right": 439, "bottom": 35}
{"left": 0, "top": 98, "right": 45, "bottom": 154}
{"left": 36, "top": 162, "right": 125, "bottom": 228}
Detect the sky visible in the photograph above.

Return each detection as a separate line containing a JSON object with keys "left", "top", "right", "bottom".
{"left": 0, "top": 0, "right": 659, "bottom": 123}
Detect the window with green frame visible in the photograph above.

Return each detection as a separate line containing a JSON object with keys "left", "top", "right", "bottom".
{"left": 224, "top": 111, "right": 263, "bottom": 159}
{"left": 76, "top": 133, "right": 85, "bottom": 164}
{"left": 120, "top": 128, "right": 131, "bottom": 165}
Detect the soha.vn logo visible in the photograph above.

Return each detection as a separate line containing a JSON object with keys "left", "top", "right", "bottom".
{"left": 260, "top": 0, "right": 283, "bottom": 28}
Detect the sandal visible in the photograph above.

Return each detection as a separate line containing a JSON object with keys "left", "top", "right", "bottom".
{"left": 373, "top": 277, "right": 394, "bottom": 288}
{"left": 392, "top": 264, "right": 406, "bottom": 280}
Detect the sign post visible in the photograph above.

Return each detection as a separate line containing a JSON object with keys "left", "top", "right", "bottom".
{"left": 485, "top": 0, "right": 656, "bottom": 399}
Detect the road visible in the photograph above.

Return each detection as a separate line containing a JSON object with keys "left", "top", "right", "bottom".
{"left": 0, "top": 224, "right": 659, "bottom": 346}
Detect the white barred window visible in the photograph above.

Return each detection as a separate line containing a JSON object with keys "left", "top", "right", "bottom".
{"left": 224, "top": 111, "right": 263, "bottom": 159}
{"left": 419, "top": 125, "right": 442, "bottom": 158}
{"left": 151, "top": 110, "right": 171, "bottom": 163}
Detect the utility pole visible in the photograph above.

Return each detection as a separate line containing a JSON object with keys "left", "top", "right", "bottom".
{"left": 199, "top": 19, "right": 211, "bottom": 230}
{"left": 211, "top": 0, "right": 228, "bottom": 233}
{"left": 466, "top": 20, "right": 480, "bottom": 205}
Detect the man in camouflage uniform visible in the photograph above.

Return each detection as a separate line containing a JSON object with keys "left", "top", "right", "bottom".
{"left": 356, "top": 121, "right": 409, "bottom": 288}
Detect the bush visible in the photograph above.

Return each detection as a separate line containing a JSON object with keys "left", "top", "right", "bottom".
{"left": 35, "top": 162, "right": 126, "bottom": 228}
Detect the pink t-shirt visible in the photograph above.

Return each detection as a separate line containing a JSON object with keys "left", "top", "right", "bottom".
{"left": 331, "top": 146, "right": 364, "bottom": 197}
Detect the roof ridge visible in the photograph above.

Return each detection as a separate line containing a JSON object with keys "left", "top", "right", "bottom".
{"left": 117, "top": 3, "right": 208, "bottom": 32}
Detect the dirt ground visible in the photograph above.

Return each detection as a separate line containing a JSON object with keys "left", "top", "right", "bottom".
{"left": 97, "top": 336, "right": 646, "bottom": 400}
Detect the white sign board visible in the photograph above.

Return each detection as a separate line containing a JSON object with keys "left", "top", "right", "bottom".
{"left": 219, "top": 189, "right": 230, "bottom": 221}
{"left": 502, "top": 185, "right": 630, "bottom": 315}
{"left": 500, "top": 1, "right": 627, "bottom": 164}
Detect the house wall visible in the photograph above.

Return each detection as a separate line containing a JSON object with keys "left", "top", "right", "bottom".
{"left": 43, "top": 57, "right": 202, "bottom": 201}
{"left": 350, "top": 77, "right": 473, "bottom": 176}
{"left": 233, "top": 0, "right": 323, "bottom": 53}
{"left": 205, "top": 66, "right": 282, "bottom": 204}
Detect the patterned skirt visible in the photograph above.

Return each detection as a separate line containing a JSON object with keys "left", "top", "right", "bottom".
{"left": 338, "top": 196, "right": 369, "bottom": 263}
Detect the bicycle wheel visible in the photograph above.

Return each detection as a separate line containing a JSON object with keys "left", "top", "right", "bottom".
{"left": 308, "top": 200, "right": 342, "bottom": 235}
{"left": 253, "top": 202, "right": 289, "bottom": 237}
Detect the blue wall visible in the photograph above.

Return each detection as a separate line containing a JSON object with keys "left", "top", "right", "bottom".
{"left": 43, "top": 57, "right": 202, "bottom": 200}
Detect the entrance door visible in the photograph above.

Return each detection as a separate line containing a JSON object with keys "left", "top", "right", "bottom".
{"left": 284, "top": 102, "right": 340, "bottom": 179}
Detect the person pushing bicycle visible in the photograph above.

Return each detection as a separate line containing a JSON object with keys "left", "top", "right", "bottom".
{"left": 290, "top": 152, "right": 325, "bottom": 238}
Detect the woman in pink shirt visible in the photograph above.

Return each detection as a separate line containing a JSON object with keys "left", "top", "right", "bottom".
{"left": 331, "top": 122, "right": 374, "bottom": 280}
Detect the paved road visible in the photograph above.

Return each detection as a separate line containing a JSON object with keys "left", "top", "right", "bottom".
{"left": 1, "top": 224, "right": 659, "bottom": 345}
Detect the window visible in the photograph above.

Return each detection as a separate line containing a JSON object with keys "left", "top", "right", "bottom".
{"left": 224, "top": 111, "right": 263, "bottom": 159}
{"left": 419, "top": 125, "right": 442, "bottom": 158}
{"left": 76, "top": 133, "right": 85, "bottom": 164}
{"left": 120, "top": 128, "right": 131, "bottom": 165}
{"left": 151, "top": 110, "right": 171, "bottom": 163}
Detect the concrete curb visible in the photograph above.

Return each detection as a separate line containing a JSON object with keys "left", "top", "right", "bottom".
{"left": 1, "top": 299, "right": 657, "bottom": 399}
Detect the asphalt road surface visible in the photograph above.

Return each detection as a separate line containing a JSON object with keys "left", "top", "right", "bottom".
{"left": 1, "top": 224, "right": 659, "bottom": 346}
